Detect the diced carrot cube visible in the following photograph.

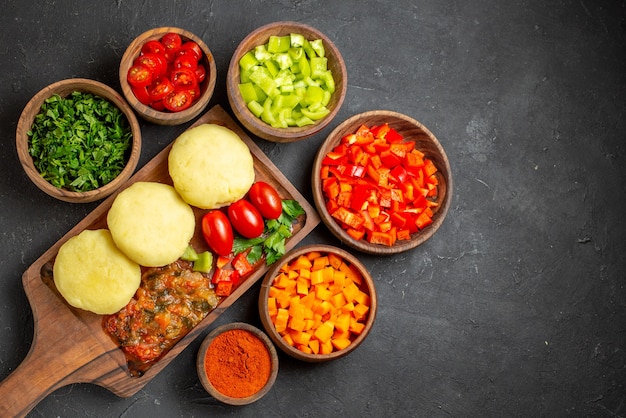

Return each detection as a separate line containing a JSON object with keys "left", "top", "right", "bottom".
{"left": 313, "top": 320, "right": 335, "bottom": 343}
{"left": 308, "top": 339, "right": 320, "bottom": 354}
{"left": 291, "top": 330, "right": 312, "bottom": 346}
{"left": 312, "top": 255, "right": 329, "bottom": 271}
{"left": 335, "top": 312, "right": 351, "bottom": 334}
{"left": 320, "top": 339, "right": 334, "bottom": 354}
{"left": 282, "top": 333, "right": 295, "bottom": 347}
{"left": 331, "top": 338, "right": 352, "bottom": 351}
{"left": 353, "top": 303, "right": 370, "bottom": 321}
{"left": 349, "top": 318, "right": 366, "bottom": 334}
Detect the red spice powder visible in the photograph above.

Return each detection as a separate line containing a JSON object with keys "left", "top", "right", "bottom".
{"left": 204, "top": 329, "right": 271, "bottom": 398}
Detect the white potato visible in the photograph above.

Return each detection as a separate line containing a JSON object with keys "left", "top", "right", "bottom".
{"left": 54, "top": 229, "right": 141, "bottom": 315}
{"left": 168, "top": 123, "right": 255, "bottom": 209}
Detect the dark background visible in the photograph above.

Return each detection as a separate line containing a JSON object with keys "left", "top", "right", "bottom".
{"left": 1, "top": 1, "right": 625, "bottom": 417}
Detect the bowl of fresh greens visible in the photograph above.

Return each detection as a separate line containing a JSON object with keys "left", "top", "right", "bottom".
{"left": 227, "top": 21, "right": 347, "bottom": 143}
{"left": 16, "top": 78, "right": 142, "bottom": 203}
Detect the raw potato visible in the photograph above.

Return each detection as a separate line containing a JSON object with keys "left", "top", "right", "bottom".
{"left": 168, "top": 123, "right": 255, "bottom": 209}
{"left": 107, "top": 182, "right": 195, "bottom": 267}
{"left": 54, "top": 229, "right": 141, "bottom": 315}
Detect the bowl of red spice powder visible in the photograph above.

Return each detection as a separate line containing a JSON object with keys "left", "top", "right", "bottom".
{"left": 196, "top": 322, "right": 279, "bottom": 405}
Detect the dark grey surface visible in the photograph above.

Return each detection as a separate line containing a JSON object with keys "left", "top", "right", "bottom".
{"left": 1, "top": 1, "right": 625, "bottom": 416}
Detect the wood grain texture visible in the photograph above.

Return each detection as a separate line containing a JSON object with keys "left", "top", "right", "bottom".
{"left": 15, "top": 78, "right": 142, "bottom": 203}
{"left": 0, "top": 105, "right": 319, "bottom": 417}
{"left": 118, "top": 27, "right": 217, "bottom": 125}
{"left": 227, "top": 21, "right": 347, "bottom": 143}
{"left": 311, "top": 110, "right": 453, "bottom": 255}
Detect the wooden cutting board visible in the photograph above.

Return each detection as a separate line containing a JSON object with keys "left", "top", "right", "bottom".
{"left": 0, "top": 105, "right": 320, "bottom": 417}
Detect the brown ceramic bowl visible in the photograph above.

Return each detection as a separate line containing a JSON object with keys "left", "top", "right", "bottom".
{"left": 258, "top": 244, "right": 377, "bottom": 362}
{"left": 312, "top": 110, "right": 453, "bottom": 255}
{"left": 119, "top": 27, "right": 216, "bottom": 125}
{"left": 196, "top": 322, "right": 279, "bottom": 405}
{"left": 16, "top": 78, "right": 141, "bottom": 203}
{"left": 227, "top": 21, "right": 347, "bottom": 143}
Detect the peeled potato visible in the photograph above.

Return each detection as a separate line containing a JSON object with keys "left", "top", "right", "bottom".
{"left": 54, "top": 229, "right": 141, "bottom": 315}
{"left": 107, "top": 182, "right": 195, "bottom": 267}
{"left": 168, "top": 123, "right": 255, "bottom": 209}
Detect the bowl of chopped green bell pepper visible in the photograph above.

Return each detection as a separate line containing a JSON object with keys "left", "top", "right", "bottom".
{"left": 16, "top": 78, "right": 142, "bottom": 203}
{"left": 227, "top": 21, "right": 347, "bottom": 143}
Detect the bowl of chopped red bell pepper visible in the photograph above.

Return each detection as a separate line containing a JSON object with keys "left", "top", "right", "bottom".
{"left": 312, "top": 110, "right": 453, "bottom": 255}
{"left": 227, "top": 21, "right": 347, "bottom": 143}
{"left": 119, "top": 27, "right": 217, "bottom": 125}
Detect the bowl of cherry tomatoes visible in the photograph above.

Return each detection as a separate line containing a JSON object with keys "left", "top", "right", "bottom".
{"left": 119, "top": 27, "right": 217, "bottom": 125}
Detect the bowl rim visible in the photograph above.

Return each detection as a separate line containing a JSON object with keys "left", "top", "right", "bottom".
{"left": 15, "top": 77, "right": 142, "bottom": 203}
{"left": 196, "top": 322, "right": 279, "bottom": 405}
{"left": 226, "top": 21, "right": 347, "bottom": 142}
{"left": 311, "top": 109, "right": 453, "bottom": 255}
{"left": 119, "top": 26, "right": 217, "bottom": 125}
{"left": 258, "top": 244, "right": 377, "bottom": 362}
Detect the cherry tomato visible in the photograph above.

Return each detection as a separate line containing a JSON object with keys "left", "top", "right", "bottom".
{"left": 151, "top": 100, "right": 165, "bottom": 111}
{"left": 147, "top": 77, "right": 175, "bottom": 102}
{"left": 127, "top": 64, "right": 153, "bottom": 87}
{"left": 195, "top": 64, "right": 207, "bottom": 83}
{"left": 161, "top": 32, "right": 182, "bottom": 54}
{"left": 227, "top": 200, "right": 265, "bottom": 238}
{"left": 163, "top": 90, "right": 193, "bottom": 112}
{"left": 174, "top": 53, "right": 198, "bottom": 70}
{"left": 171, "top": 67, "right": 198, "bottom": 90}
{"left": 201, "top": 211, "right": 234, "bottom": 257}
{"left": 179, "top": 41, "right": 203, "bottom": 61}
{"left": 248, "top": 181, "right": 282, "bottom": 219}
{"left": 134, "top": 53, "right": 167, "bottom": 77}
{"left": 131, "top": 85, "right": 152, "bottom": 105}
{"left": 141, "top": 40, "right": 166, "bottom": 56}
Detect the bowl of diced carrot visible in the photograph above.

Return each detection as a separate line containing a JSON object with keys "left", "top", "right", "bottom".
{"left": 258, "top": 244, "right": 377, "bottom": 362}
{"left": 312, "top": 110, "right": 453, "bottom": 255}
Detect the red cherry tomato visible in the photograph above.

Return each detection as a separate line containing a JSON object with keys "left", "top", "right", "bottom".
{"left": 147, "top": 77, "right": 175, "bottom": 102}
{"left": 141, "top": 40, "right": 166, "bottom": 55}
{"left": 163, "top": 90, "right": 193, "bottom": 112}
{"left": 174, "top": 53, "right": 198, "bottom": 70}
{"left": 248, "top": 181, "right": 282, "bottom": 219}
{"left": 134, "top": 53, "right": 167, "bottom": 77}
{"left": 131, "top": 85, "right": 152, "bottom": 105}
{"left": 179, "top": 41, "right": 203, "bottom": 61}
{"left": 227, "top": 200, "right": 265, "bottom": 238}
{"left": 171, "top": 67, "right": 198, "bottom": 90}
{"left": 127, "top": 64, "right": 153, "bottom": 87}
{"left": 201, "top": 211, "right": 234, "bottom": 256}
{"left": 161, "top": 32, "right": 182, "bottom": 54}
{"left": 195, "top": 64, "right": 207, "bottom": 83}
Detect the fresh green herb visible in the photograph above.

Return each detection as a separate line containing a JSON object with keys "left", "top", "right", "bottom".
{"left": 232, "top": 199, "right": 305, "bottom": 266}
{"left": 27, "top": 92, "right": 133, "bottom": 192}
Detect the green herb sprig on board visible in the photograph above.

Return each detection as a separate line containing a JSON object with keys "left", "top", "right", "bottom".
{"left": 27, "top": 92, "right": 133, "bottom": 192}
{"left": 232, "top": 199, "right": 305, "bottom": 265}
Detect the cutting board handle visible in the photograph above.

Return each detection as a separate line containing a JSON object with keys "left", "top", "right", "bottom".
{"left": 0, "top": 265, "right": 116, "bottom": 417}
{"left": 0, "top": 338, "right": 73, "bottom": 417}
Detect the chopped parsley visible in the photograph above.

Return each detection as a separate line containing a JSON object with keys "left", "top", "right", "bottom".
{"left": 27, "top": 92, "right": 133, "bottom": 192}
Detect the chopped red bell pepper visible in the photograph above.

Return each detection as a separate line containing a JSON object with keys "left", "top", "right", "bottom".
{"left": 320, "top": 123, "right": 440, "bottom": 246}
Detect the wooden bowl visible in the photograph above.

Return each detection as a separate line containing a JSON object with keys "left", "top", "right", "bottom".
{"left": 119, "top": 27, "right": 217, "bottom": 125}
{"left": 258, "top": 244, "right": 377, "bottom": 362}
{"left": 196, "top": 322, "right": 279, "bottom": 405}
{"left": 312, "top": 110, "right": 453, "bottom": 255}
{"left": 16, "top": 78, "right": 141, "bottom": 203}
{"left": 227, "top": 21, "right": 347, "bottom": 143}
